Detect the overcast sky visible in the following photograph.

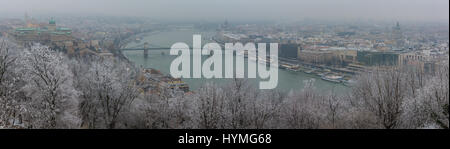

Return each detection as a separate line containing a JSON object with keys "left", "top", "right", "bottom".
{"left": 0, "top": 0, "right": 448, "bottom": 23}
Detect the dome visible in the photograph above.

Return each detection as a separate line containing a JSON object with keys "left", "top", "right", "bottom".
{"left": 49, "top": 18, "right": 56, "bottom": 25}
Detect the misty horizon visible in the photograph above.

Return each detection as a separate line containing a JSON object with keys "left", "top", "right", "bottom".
{"left": 0, "top": 0, "right": 448, "bottom": 23}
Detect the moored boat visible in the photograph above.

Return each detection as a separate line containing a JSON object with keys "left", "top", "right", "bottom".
{"left": 321, "top": 75, "right": 344, "bottom": 83}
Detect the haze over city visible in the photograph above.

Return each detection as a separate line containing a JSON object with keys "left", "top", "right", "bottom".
{"left": 0, "top": 0, "right": 448, "bottom": 132}
{"left": 0, "top": 0, "right": 449, "bottom": 23}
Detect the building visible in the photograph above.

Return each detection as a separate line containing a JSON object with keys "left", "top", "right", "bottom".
{"left": 356, "top": 51, "right": 399, "bottom": 66}
{"left": 398, "top": 51, "right": 439, "bottom": 73}
{"left": 279, "top": 43, "right": 301, "bottom": 59}
{"left": 137, "top": 69, "right": 190, "bottom": 94}
{"left": 298, "top": 47, "right": 358, "bottom": 66}
{"left": 298, "top": 50, "right": 335, "bottom": 65}
{"left": 333, "top": 50, "right": 358, "bottom": 64}
{"left": 11, "top": 18, "right": 74, "bottom": 47}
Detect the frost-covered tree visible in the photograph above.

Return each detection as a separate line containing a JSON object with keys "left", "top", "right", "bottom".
{"left": 351, "top": 68, "right": 410, "bottom": 129}
{"left": 222, "top": 79, "right": 255, "bottom": 129}
{"left": 407, "top": 65, "right": 449, "bottom": 128}
{"left": 247, "top": 90, "right": 284, "bottom": 129}
{"left": 321, "top": 91, "right": 347, "bottom": 128}
{"left": 281, "top": 79, "right": 323, "bottom": 129}
{"left": 0, "top": 39, "right": 14, "bottom": 89}
{"left": 18, "top": 44, "right": 80, "bottom": 128}
{"left": 191, "top": 79, "right": 285, "bottom": 129}
{"left": 192, "top": 83, "right": 227, "bottom": 129}
{"left": 140, "top": 88, "right": 194, "bottom": 129}
{"left": 0, "top": 39, "right": 23, "bottom": 128}
{"left": 77, "top": 58, "right": 139, "bottom": 129}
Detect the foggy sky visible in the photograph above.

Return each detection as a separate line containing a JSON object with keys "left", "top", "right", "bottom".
{"left": 0, "top": 0, "right": 448, "bottom": 23}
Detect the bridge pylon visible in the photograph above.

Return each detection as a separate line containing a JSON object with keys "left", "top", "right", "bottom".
{"left": 143, "top": 42, "right": 148, "bottom": 58}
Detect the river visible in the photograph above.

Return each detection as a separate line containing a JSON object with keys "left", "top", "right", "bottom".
{"left": 123, "top": 28, "right": 350, "bottom": 93}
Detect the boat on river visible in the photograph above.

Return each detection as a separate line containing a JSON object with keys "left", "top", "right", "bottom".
{"left": 321, "top": 75, "right": 344, "bottom": 83}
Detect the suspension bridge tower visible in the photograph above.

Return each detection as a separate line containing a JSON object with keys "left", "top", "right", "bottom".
{"left": 143, "top": 42, "right": 149, "bottom": 58}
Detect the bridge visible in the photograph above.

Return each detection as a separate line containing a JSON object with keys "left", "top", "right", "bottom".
{"left": 119, "top": 42, "right": 172, "bottom": 57}
{"left": 119, "top": 38, "right": 225, "bottom": 57}
{"left": 118, "top": 42, "right": 198, "bottom": 57}
{"left": 120, "top": 47, "right": 171, "bottom": 50}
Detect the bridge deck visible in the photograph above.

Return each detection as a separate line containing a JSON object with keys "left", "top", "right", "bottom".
{"left": 119, "top": 47, "right": 196, "bottom": 51}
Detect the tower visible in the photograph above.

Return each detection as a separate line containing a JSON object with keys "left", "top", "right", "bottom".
{"left": 143, "top": 42, "right": 149, "bottom": 58}
{"left": 24, "top": 13, "right": 30, "bottom": 27}
{"left": 48, "top": 17, "right": 56, "bottom": 30}
{"left": 24, "top": 13, "right": 35, "bottom": 27}
{"left": 392, "top": 21, "right": 403, "bottom": 48}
